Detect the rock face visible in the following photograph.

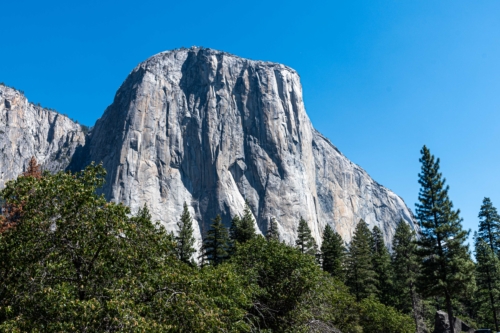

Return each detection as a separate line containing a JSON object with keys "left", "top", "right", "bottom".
{"left": 0, "top": 85, "right": 86, "bottom": 188}
{"left": 434, "top": 310, "right": 475, "bottom": 333}
{"left": 70, "top": 47, "right": 416, "bottom": 245}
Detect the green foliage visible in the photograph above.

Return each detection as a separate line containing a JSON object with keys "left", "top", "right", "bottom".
{"left": 231, "top": 236, "right": 322, "bottom": 331}
{"left": 346, "top": 220, "right": 377, "bottom": 301}
{"left": 358, "top": 297, "right": 416, "bottom": 333}
{"left": 229, "top": 201, "right": 257, "bottom": 248}
{"left": 295, "top": 216, "right": 318, "bottom": 256}
{"left": 415, "top": 146, "right": 474, "bottom": 327}
{"left": 0, "top": 152, "right": 462, "bottom": 332}
{"left": 240, "top": 201, "right": 258, "bottom": 243}
{"left": 286, "top": 275, "right": 362, "bottom": 333}
{"left": 266, "top": 217, "right": 280, "bottom": 241}
{"left": 371, "top": 226, "right": 393, "bottom": 305}
{"left": 391, "top": 219, "right": 427, "bottom": 332}
{"left": 202, "top": 214, "right": 230, "bottom": 266}
{"left": 0, "top": 165, "right": 251, "bottom": 332}
{"left": 475, "top": 236, "right": 500, "bottom": 331}
{"left": 320, "top": 224, "right": 346, "bottom": 281}
{"left": 478, "top": 197, "right": 500, "bottom": 255}
{"left": 175, "top": 202, "right": 196, "bottom": 264}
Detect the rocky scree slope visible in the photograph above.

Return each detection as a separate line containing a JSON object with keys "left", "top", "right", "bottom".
{"left": 68, "top": 47, "right": 415, "bottom": 245}
{"left": 0, "top": 84, "right": 86, "bottom": 189}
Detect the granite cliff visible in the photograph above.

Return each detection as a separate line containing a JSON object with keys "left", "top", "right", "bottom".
{"left": 1, "top": 48, "right": 416, "bottom": 245}
{"left": 0, "top": 84, "right": 86, "bottom": 189}
{"left": 70, "top": 47, "right": 415, "bottom": 245}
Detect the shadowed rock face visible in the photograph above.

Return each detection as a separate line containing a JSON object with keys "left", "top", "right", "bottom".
{"left": 71, "top": 47, "right": 416, "bottom": 245}
{"left": 0, "top": 85, "right": 86, "bottom": 188}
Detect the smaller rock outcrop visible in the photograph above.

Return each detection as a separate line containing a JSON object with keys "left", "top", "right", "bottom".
{"left": 434, "top": 310, "right": 475, "bottom": 333}
{"left": 0, "top": 84, "right": 86, "bottom": 187}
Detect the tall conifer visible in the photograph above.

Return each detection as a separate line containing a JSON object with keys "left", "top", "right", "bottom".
{"left": 478, "top": 197, "right": 500, "bottom": 255}
{"left": 295, "top": 217, "right": 318, "bottom": 256}
{"left": 392, "top": 219, "right": 427, "bottom": 332}
{"left": 229, "top": 202, "right": 256, "bottom": 245}
{"left": 475, "top": 236, "right": 500, "bottom": 331}
{"left": 266, "top": 217, "right": 280, "bottom": 241}
{"left": 202, "top": 215, "right": 230, "bottom": 266}
{"left": 371, "top": 226, "right": 393, "bottom": 306}
{"left": 345, "top": 219, "right": 377, "bottom": 301}
{"left": 415, "top": 146, "right": 474, "bottom": 333}
{"left": 175, "top": 202, "right": 196, "bottom": 264}
{"left": 238, "top": 202, "right": 256, "bottom": 243}
{"left": 320, "top": 224, "right": 345, "bottom": 281}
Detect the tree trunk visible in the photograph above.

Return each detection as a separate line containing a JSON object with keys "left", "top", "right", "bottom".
{"left": 487, "top": 279, "right": 499, "bottom": 331}
{"left": 445, "top": 292, "right": 455, "bottom": 333}
{"left": 410, "top": 282, "right": 419, "bottom": 331}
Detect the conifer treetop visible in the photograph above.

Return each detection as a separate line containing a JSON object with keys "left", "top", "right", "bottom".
{"left": 295, "top": 216, "right": 318, "bottom": 256}
{"left": 478, "top": 197, "right": 500, "bottom": 254}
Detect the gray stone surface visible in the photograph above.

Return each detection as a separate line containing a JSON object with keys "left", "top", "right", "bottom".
{"left": 434, "top": 310, "right": 475, "bottom": 333}
{"left": 0, "top": 85, "right": 86, "bottom": 188}
{"left": 71, "top": 47, "right": 416, "bottom": 246}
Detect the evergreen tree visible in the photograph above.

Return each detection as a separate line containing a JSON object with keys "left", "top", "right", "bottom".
{"left": 229, "top": 215, "right": 240, "bottom": 241}
{"left": 266, "top": 217, "right": 280, "bottom": 241}
{"left": 475, "top": 236, "right": 500, "bottom": 331}
{"left": 415, "top": 146, "right": 474, "bottom": 333}
{"left": 238, "top": 201, "right": 257, "bottom": 243}
{"left": 229, "top": 202, "right": 256, "bottom": 245}
{"left": 202, "top": 215, "right": 230, "bottom": 266}
{"left": 345, "top": 219, "right": 377, "bottom": 301}
{"left": 478, "top": 197, "right": 500, "bottom": 255}
{"left": 228, "top": 214, "right": 241, "bottom": 256}
{"left": 175, "top": 202, "right": 196, "bottom": 264}
{"left": 392, "top": 219, "right": 427, "bottom": 333}
{"left": 295, "top": 216, "right": 318, "bottom": 256}
{"left": 320, "top": 224, "right": 345, "bottom": 281}
{"left": 371, "top": 226, "right": 393, "bottom": 306}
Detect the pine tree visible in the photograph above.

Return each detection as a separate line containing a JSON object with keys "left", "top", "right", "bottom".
{"left": 238, "top": 201, "right": 257, "bottom": 243}
{"left": 202, "top": 215, "right": 230, "bottom": 266}
{"left": 320, "top": 224, "right": 345, "bottom": 281}
{"left": 371, "top": 226, "right": 393, "bottom": 306}
{"left": 415, "top": 146, "right": 474, "bottom": 333}
{"left": 175, "top": 202, "right": 196, "bottom": 264}
{"left": 228, "top": 202, "right": 256, "bottom": 246}
{"left": 478, "top": 197, "right": 500, "bottom": 255}
{"left": 475, "top": 235, "right": 500, "bottom": 331}
{"left": 345, "top": 219, "right": 378, "bottom": 301}
{"left": 266, "top": 217, "right": 280, "bottom": 241}
{"left": 392, "top": 219, "right": 427, "bottom": 333}
{"left": 229, "top": 215, "right": 240, "bottom": 241}
{"left": 295, "top": 216, "right": 318, "bottom": 256}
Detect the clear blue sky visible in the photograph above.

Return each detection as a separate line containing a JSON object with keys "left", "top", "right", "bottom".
{"left": 2, "top": 0, "right": 500, "bottom": 248}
